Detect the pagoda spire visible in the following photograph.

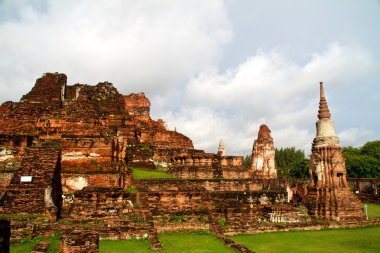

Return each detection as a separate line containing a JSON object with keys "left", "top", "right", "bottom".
{"left": 305, "top": 81, "right": 364, "bottom": 220}
{"left": 217, "top": 139, "right": 226, "bottom": 156}
{"left": 318, "top": 82, "right": 331, "bottom": 120}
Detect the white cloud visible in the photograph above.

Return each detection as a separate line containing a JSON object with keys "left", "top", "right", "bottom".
{"left": 338, "top": 127, "right": 375, "bottom": 148}
{"left": 156, "top": 43, "right": 374, "bottom": 155}
{"left": 302, "top": 43, "right": 372, "bottom": 85}
{"left": 0, "top": 0, "right": 232, "bottom": 102}
{"left": 1, "top": 1, "right": 378, "bottom": 157}
{"left": 272, "top": 127, "right": 314, "bottom": 154}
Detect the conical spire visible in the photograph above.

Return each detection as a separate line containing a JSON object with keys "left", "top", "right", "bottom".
{"left": 318, "top": 82, "right": 331, "bottom": 120}
{"left": 217, "top": 139, "right": 226, "bottom": 156}
{"left": 218, "top": 139, "right": 224, "bottom": 151}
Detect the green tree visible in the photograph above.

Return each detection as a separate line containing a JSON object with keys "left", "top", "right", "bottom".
{"left": 343, "top": 140, "right": 380, "bottom": 178}
{"left": 242, "top": 154, "right": 251, "bottom": 167}
{"left": 275, "top": 147, "right": 309, "bottom": 179}
{"left": 289, "top": 158, "right": 310, "bottom": 178}
{"left": 361, "top": 141, "right": 380, "bottom": 159}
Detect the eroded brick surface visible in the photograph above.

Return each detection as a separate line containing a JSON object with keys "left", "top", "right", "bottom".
{"left": 250, "top": 125, "right": 277, "bottom": 179}
{"left": 60, "top": 230, "right": 99, "bottom": 253}
{"left": 0, "top": 74, "right": 369, "bottom": 251}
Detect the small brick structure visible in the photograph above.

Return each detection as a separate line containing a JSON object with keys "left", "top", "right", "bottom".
{"left": 250, "top": 124, "right": 277, "bottom": 179}
{"left": 60, "top": 230, "right": 99, "bottom": 253}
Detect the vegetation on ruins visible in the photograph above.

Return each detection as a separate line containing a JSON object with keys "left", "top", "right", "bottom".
{"left": 167, "top": 214, "right": 194, "bottom": 223}
{"left": 0, "top": 213, "right": 47, "bottom": 219}
{"left": 218, "top": 217, "right": 227, "bottom": 228}
{"left": 10, "top": 235, "right": 43, "bottom": 253}
{"left": 59, "top": 220, "right": 105, "bottom": 227}
{"left": 45, "top": 232, "right": 61, "bottom": 253}
{"left": 124, "top": 185, "right": 138, "bottom": 193}
{"left": 230, "top": 226, "right": 380, "bottom": 253}
{"left": 11, "top": 232, "right": 60, "bottom": 253}
{"left": 0, "top": 161, "right": 19, "bottom": 173}
{"left": 131, "top": 167, "right": 173, "bottom": 179}
{"left": 342, "top": 140, "right": 380, "bottom": 178}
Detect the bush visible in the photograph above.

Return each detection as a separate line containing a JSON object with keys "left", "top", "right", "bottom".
{"left": 125, "top": 186, "right": 137, "bottom": 193}
{"left": 218, "top": 217, "right": 226, "bottom": 228}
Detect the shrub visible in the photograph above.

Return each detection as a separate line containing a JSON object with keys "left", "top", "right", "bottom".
{"left": 218, "top": 217, "right": 226, "bottom": 228}
{"left": 125, "top": 186, "right": 137, "bottom": 193}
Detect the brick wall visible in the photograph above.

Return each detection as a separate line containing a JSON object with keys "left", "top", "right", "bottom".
{"left": 64, "top": 187, "right": 134, "bottom": 218}
{"left": 3, "top": 148, "right": 60, "bottom": 215}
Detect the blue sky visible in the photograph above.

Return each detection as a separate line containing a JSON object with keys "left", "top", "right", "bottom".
{"left": 0, "top": 0, "right": 379, "bottom": 156}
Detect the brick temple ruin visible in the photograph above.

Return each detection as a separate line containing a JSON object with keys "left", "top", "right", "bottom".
{"left": 305, "top": 83, "right": 364, "bottom": 220}
{"left": 0, "top": 73, "right": 373, "bottom": 252}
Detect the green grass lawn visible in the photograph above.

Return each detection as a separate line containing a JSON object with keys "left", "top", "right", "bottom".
{"left": 11, "top": 232, "right": 60, "bottom": 253}
{"left": 230, "top": 226, "right": 380, "bottom": 253}
{"left": 11, "top": 204, "right": 380, "bottom": 252}
{"left": 100, "top": 239, "right": 152, "bottom": 253}
{"left": 132, "top": 168, "right": 173, "bottom": 179}
{"left": 100, "top": 232, "right": 237, "bottom": 253}
{"left": 366, "top": 203, "right": 380, "bottom": 218}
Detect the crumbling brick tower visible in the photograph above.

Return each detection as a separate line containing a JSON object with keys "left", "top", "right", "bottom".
{"left": 250, "top": 124, "right": 277, "bottom": 179}
{"left": 305, "top": 82, "right": 364, "bottom": 220}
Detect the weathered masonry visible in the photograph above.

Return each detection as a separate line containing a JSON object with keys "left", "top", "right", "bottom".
{"left": 0, "top": 73, "right": 367, "bottom": 251}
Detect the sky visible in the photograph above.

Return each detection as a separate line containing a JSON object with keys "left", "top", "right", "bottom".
{"left": 0, "top": 0, "right": 379, "bottom": 156}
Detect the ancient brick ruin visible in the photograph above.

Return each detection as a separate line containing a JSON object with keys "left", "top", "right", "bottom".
{"left": 250, "top": 125, "right": 277, "bottom": 179}
{"left": 305, "top": 82, "right": 364, "bottom": 220}
{"left": 0, "top": 73, "right": 369, "bottom": 251}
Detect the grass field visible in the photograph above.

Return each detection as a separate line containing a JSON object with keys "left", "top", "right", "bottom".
{"left": 11, "top": 204, "right": 380, "bottom": 252}
{"left": 10, "top": 237, "right": 42, "bottom": 253}
{"left": 230, "top": 226, "right": 380, "bottom": 253}
{"left": 100, "top": 239, "right": 152, "bottom": 253}
{"left": 366, "top": 203, "right": 380, "bottom": 218}
{"left": 131, "top": 167, "right": 173, "bottom": 179}
{"left": 100, "top": 232, "right": 237, "bottom": 253}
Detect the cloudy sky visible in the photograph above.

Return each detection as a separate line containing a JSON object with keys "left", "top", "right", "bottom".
{"left": 1, "top": 0, "right": 379, "bottom": 156}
